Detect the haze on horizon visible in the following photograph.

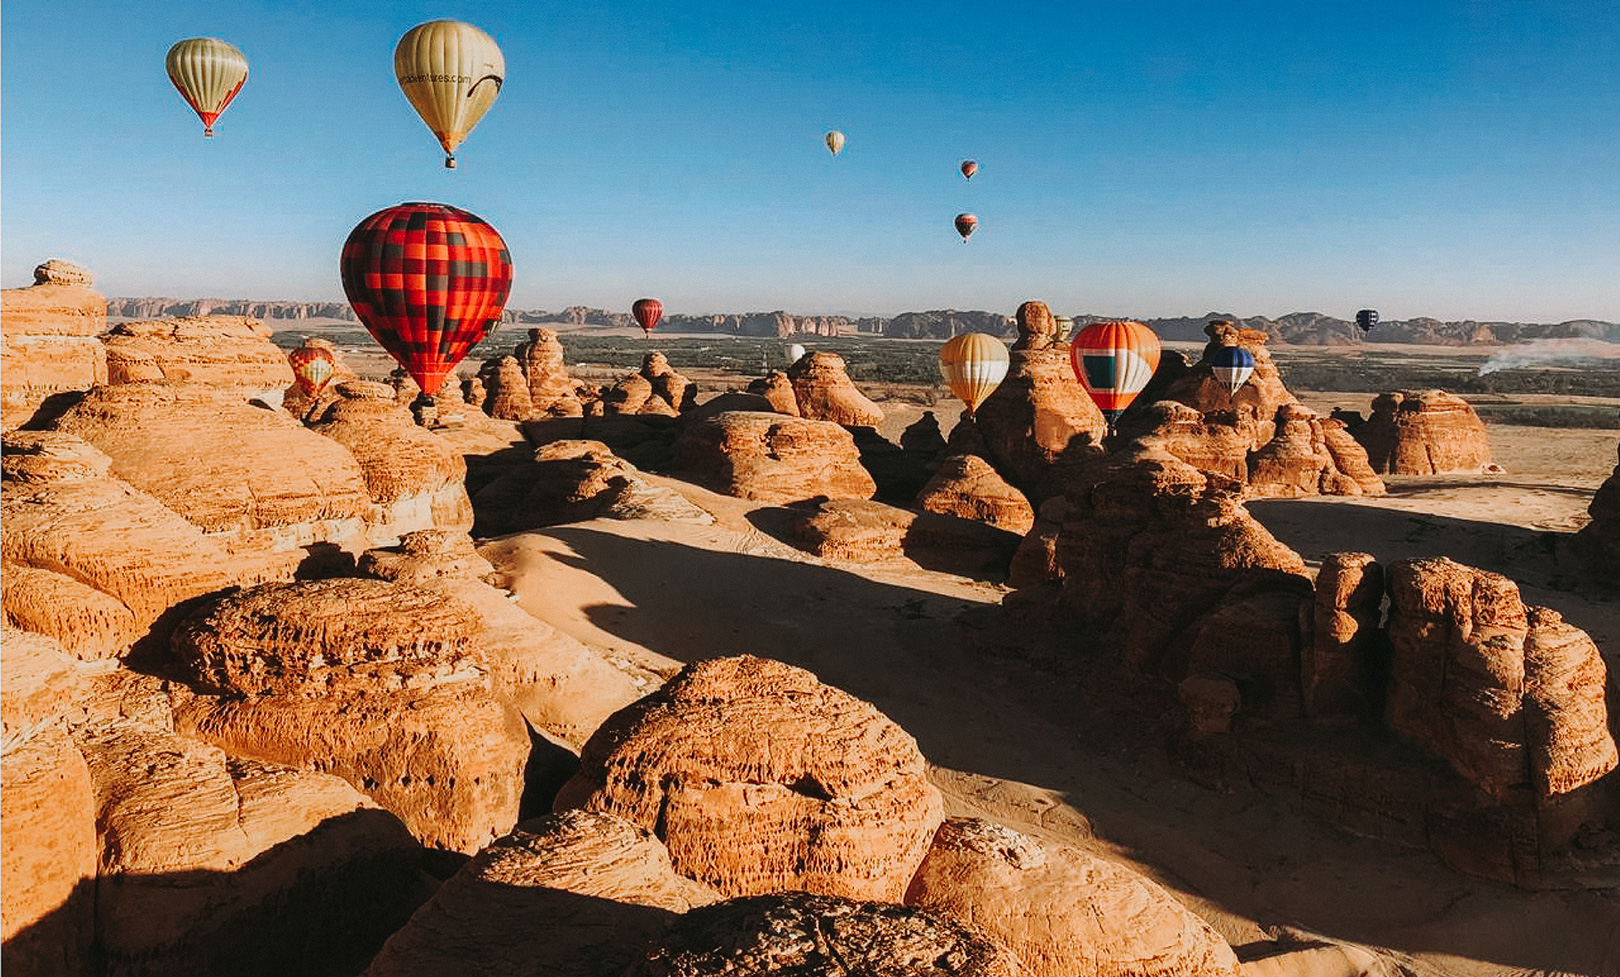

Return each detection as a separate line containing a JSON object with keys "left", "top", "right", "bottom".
{"left": 3, "top": 0, "right": 1617, "bottom": 323}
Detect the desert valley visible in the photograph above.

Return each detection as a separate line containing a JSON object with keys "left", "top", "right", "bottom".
{"left": 2, "top": 257, "right": 1619, "bottom": 976}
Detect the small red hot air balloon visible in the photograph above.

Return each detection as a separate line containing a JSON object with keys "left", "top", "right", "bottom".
{"left": 632, "top": 298, "right": 663, "bottom": 337}
{"left": 954, "top": 213, "right": 978, "bottom": 242}
{"left": 287, "top": 344, "right": 337, "bottom": 398}
{"left": 960, "top": 159, "right": 978, "bottom": 180}
{"left": 340, "top": 202, "right": 513, "bottom": 401}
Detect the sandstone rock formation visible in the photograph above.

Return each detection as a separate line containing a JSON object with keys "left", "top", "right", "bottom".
{"left": 899, "top": 411, "right": 949, "bottom": 468}
{"left": 102, "top": 315, "right": 294, "bottom": 403}
{"left": 515, "top": 327, "right": 587, "bottom": 416}
{"left": 1303, "top": 553, "right": 1384, "bottom": 723}
{"left": 310, "top": 381, "right": 475, "bottom": 536}
{"left": 915, "top": 453, "right": 1036, "bottom": 534}
{"left": 787, "top": 351, "right": 884, "bottom": 427}
{"left": 1353, "top": 390, "right": 1497, "bottom": 475}
{"left": 673, "top": 411, "right": 876, "bottom": 504}
{"left": 789, "top": 499, "right": 1023, "bottom": 576}
{"left": 1010, "top": 300, "right": 1062, "bottom": 351}
{"left": 744, "top": 370, "right": 801, "bottom": 415}
{"left": 1576, "top": 442, "right": 1620, "bottom": 585}
{"left": 364, "top": 811, "right": 720, "bottom": 977}
{"left": 905, "top": 817, "right": 1242, "bottom": 977}
{"left": 555, "top": 656, "right": 943, "bottom": 901}
{"left": 628, "top": 892, "right": 1014, "bottom": 977}
{"left": 1248, "top": 404, "right": 1377, "bottom": 498}
{"left": 474, "top": 439, "right": 713, "bottom": 536}
{"left": 1, "top": 259, "right": 108, "bottom": 431}
{"left": 641, "top": 351, "right": 693, "bottom": 413}
{"left": 1161, "top": 322, "right": 1296, "bottom": 432}
{"left": 171, "top": 578, "right": 531, "bottom": 852}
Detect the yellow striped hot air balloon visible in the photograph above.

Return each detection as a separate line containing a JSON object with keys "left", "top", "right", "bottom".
{"left": 1069, "top": 320, "right": 1161, "bottom": 432}
{"left": 825, "top": 130, "right": 846, "bottom": 156}
{"left": 939, "top": 332, "right": 1010, "bottom": 417}
{"left": 165, "top": 38, "right": 249, "bottom": 138}
{"left": 394, "top": 20, "right": 505, "bottom": 168}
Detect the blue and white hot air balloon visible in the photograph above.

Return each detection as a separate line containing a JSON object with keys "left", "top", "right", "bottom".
{"left": 1210, "top": 345, "right": 1255, "bottom": 395}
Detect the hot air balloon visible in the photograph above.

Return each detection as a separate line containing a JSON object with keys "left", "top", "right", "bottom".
{"left": 165, "top": 38, "right": 249, "bottom": 138}
{"left": 954, "top": 213, "right": 978, "bottom": 242}
{"left": 287, "top": 344, "right": 337, "bottom": 398}
{"left": 1069, "top": 320, "right": 1161, "bottom": 432}
{"left": 1355, "top": 309, "right": 1379, "bottom": 333}
{"left": 340, "top": 202, "right": 513, "bottom": 406}
{"left": 788, "top": 343, "right": 807, "bottom": 364}
{"left": 632, "top": 298, "right": 664, "bottom": 337}
{"left": 960, "top": 160, "right": 978, "bottom": 180}
{"left": 395, "top": 20, "right": 505, "bottom": 168}
{"left": 939, "top": 332, "right": 1009, "bottom": 417}
{"left": 825, "top": 130, "right": 846, "bottom": 156}
{"left": 1209, "top": 345, "right": 1255, "bottom": 396}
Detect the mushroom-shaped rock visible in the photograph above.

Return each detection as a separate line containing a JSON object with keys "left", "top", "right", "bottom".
{"left": 555, "top": 656, "right": 943, "bottom": 901}
{"left": 673, "top": 411, "right": 876, "bottom": 504}
{"left": 33, "top": 259, "right": 95, "bottom": 286}
{"left": 364, "top": 811, "right": 720, "bottom": 977}
{"left": 905, "top": 818, "right": 1242, "bottom": 977}
{"left": 628, "top": 892, "right": 1014, "bottom": 977}
{"left": 915, "top": 453, "right": 1036, "bottom": 534}
{"left": 102, "top": 315, "right": 294, "bottom": 402}
{"left": 1304, "top": 553, "right": 1384, "bottom": 722}
{"left": 1353, "top": 390, "right": 1495, "bottom": 475}
{"left": 642, "top": 351, "right": 692, "bottom": 413}
{"left": 516, "top": 327, "right": 586, "bottom": 416}
{"left": 788, "top": 351, "right": 884, "bottom": 427}
{"left": 745, "top": 371, "right": 801, "bottom": 416}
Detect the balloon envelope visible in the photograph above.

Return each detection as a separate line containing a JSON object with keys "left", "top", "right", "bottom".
{"left": 954, "top": 213, "right": 978, "bottom": 241}
{"left": 960, "top": 159, "right": 978, "bottom": 179}
{"left": 165, "top": 38, "right": 249, "bottom": 137}
{"left": 1355, "top": 309, "right": 1379, "bottom": 333}
{"left": 825, "top": 130, "right": 845, "bottom": 155}
{"left": 939, "top": 332, "right": 1009, "bottom": 415}
{"left": 395, "top": 20, "right": 505, "bottom": 168}
{"left": 340, "top": 202, "right": 513, "bottom": 397}
{"left": 287, "top": 345, "right": 337, "bottom": 397}
{"left": 788, "top": 343, "right": 807, "bottom": 363}
{"left": 1209, "top": 345, "right": 1255, "bottom": 395}
{"left": 632, "top": 298, "right": 664, "bottom": 335}
{"left": 1069, "top": 320, "right": 1162, "bottom": 428}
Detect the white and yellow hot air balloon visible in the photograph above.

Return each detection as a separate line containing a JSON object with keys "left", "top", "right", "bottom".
{"left": 825, "top": 130, "right": 846, "bottom": 156}
{"left": 394, "top": 20, "right": 505, "bottom": 168}
{"left": 165, "top": 38, "right": 249, "bottom": 138}
{"left": 938, "top": 332, "right": 1010, "bottom": 417}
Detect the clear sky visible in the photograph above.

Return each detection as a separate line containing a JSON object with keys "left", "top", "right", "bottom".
{"left": 4, "top": 1, "right": 1618, "bottom": 320}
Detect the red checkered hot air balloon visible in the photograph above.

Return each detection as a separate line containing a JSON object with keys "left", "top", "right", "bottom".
{"left": 287, "top": 344, "right": 337, "bottom": 398}
{"left": 632, "top": 298, "right": 664, "bottom": 337}
{"left": 1069, "top": 320, "right": 1161, "bottom": 432}
{"left": 954, "top": 213, "right": 978, "bottom": 242}
{"left": 340, "top": 202, "right": 513, "bottom": 399}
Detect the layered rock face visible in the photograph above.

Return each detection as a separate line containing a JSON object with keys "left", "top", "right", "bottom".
{"left": 1, "top": 259, "right": 108, "bottom": 431}
{"left": 555, "top": 656, "right": 944, "bottom": 901}
{"left": 515, "top": 327, "right": 586, "bottom": 416}
{"left": 787, "top": 352, "right": 884, "bottom": 427}
{"left": 1576, "top": 443, "right": 1620, "bottom": 585}
{"left": 914, "top": 453, "right": 1035, "bottom": 534}
{"left": 673, "top": 411, "right": 876, "bottom": 504}
{"left": 905, "top": 818, "right": 1242, "bottom": 977}
{"left": 473, "top": 439, "right": 712, "bottom": 536}
{"left": 1353, "top": 390, "right": 1496, "bottom": 475}
{"left": 170, "top": 578, "right": 531, "bottom": 852}
{"left": 1248, "top": 404, "right": 1382, "bottom": 498}
{"left": 628, "top": 892, "right": 1014, "bottom": 977}
{"left": 364, "top": 811, "right": 720, "bottom": 977}
{"left": 102, "top": 315, "right": 294, "bottom": 403}
{"left": 1161, "top": 322, "right": 1296, "bottom": 432}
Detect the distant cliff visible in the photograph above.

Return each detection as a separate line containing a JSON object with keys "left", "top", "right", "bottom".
{"left": 883, "top": 310, "right": 1016, "bottom": 340}
{"left": 1126, "top": 312, "right": 1620, "bottom": 346}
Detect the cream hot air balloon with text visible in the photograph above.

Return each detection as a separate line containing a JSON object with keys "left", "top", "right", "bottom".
{"left": 165, "top": 38, "right": 249, "bottom": 138}
{"left": 938, "top": 332, "right": 1010, "bottom": 417}
{"left": 394, "top": 20, "right": 505, "bottom": 168}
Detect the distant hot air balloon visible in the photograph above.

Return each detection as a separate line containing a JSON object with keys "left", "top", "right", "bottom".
{"left": 954, "top": 213, "right": 978, "bottom": 242}
{"left": 1209, "top": 345, "right": 1255, "bottom": 396}
{"left": 1355, "top": 309, "right": 1379, "bottom": 333}
{"left": 788, "top": 343, "right": 807, "bottom": 364}
{"left": 825, "top": 130, "right": 846, "bottom": 156}
{"left": 165, "top": 38, "right": 249, "bottom": 138}
{"left": 340, "top": 202, "right": 513, "bottom": 405}
{"left": 287, "top": 344, "right": 337, "bottom": 398}
{"left": 939, "top": 332, "right": 1009, "bottom": 417}
{"left": 960, "top": 160, "right": 978, "bottom": 180}
{"left": 395, "top": 20, "right": 505, "bottom": 168}
{"left": 632, "top": 298, "right": 664, "bottom": 337}
{"left": 1069, "top": 320, "right": 1162, "bottom": 432}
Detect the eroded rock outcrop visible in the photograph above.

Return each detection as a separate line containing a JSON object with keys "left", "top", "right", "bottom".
{"left": 1354, "top": 391, "right": 1496, "bottom": 475}
{"left": 790, "top": 499, "right": 1023, "bottom": 576}
{"left": 474, "top": 439, "right": 713, "bottom": 536}
{"left": 515, "top": 327, "right": 586, "bottom": 417}
{"left": 745, "top": 371, "right": 801, "bottom": 416}
{"left": 787, "top": 352, "right": 884, "bottom": 427}
{"left": 673, "top": 411, "right": 876, "bottom": 504}
{"left": 1577, "top": 443, "right": 1620, "bottom": 585}
{"left": 905, "top": 818, "right": 1242, "bottom": 977}
{"left": 1, "top": 259, "right": 108, "bottom": 431}
{"left": 1303, "top": 553, "right": 1384, "bottom": 723}
{"left": 555, "top": 656, "right": 943, "bottom": 901}
{"left": 914, "top": 453, "right": 1036, "bottom": 534}
{"left": 364, "top": 811, "right": 719, "bottom": 977}
{"left": 102, "top": 315, "right": 294, "bottom": 402}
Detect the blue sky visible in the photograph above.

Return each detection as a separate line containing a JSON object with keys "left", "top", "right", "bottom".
{"left": 4, "top": 0, "right": 1618, "bottom": 320}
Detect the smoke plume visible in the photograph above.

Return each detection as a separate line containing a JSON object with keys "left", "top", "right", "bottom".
{"left": 1477, "top": 338, "right": 1620, "bottom": 376}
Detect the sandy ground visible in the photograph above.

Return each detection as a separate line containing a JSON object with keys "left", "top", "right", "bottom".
{"left": 481, "top": 464, "right": 1620, "bottom": 977}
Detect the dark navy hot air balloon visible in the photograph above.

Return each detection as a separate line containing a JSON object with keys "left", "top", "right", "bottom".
{"left": 1209, "top": 345, "right": 1255, "bottom": 395}
{"left": 954, "top": 213, "right": 978, "bottom": 242}
{"left": 1355, "top": 309, "right": 1379, "bottom": 333}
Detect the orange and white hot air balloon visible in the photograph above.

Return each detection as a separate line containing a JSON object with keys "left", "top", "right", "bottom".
{"left": 394, "top": 20, "right": 505, "bottom": 168}
{"left": 939, "top": 332, "right": 1009, "bottom": 417}
{"left": 165, "top": 38, "right": 249, "bottom": 138}
{"left": 1069, "top": 320, "right": 1161, "bottom": 431}
{"left": 287, "top": 344, "right": 337, "bottom": 398}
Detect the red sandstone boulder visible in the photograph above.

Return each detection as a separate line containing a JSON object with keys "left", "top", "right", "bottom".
{"left": 745, "top": 371, "right": 801, "bottom": 415}
{"left": 1354, "top": 390, "right": 1497, "bottom": 475}
{"left": 673, "top": 411, "right": 876, "bottom": 504}
{"left": 788, "top": 352, "right": 884, "bottom": 427}
{"left": 484, "top": 356, "right": 537, "bottom": 421}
